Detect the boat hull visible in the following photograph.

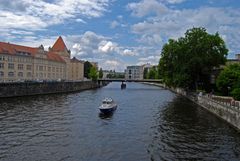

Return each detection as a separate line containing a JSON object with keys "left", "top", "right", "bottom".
{"left": 99, "top": 105, "right": 117, "bottom": 114}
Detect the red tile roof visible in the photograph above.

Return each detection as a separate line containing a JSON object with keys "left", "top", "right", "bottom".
{"left": 47, "top": 51, "right": 65, "bottom": 63}
{"left": 52, "top": 36, "right": 68, "bottom": 52}
{"left": 0, "top": 42, "right": 38, "bottom": 56}
{"left": 0, "top": 41, "right": 65, "bottom": 63}
{"left": 71, "top": 57, "right": 84, "bottom": 63}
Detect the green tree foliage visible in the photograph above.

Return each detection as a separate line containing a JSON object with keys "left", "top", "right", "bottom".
{"left": 216, "top": 64, "right": 240, "bottom": 98}
{"left": 143, "top": 68, "right": 148, "bottom": 79}
{"left": 231, "top": 88, "right": 240, "bottom": 100}
{"left": 84, "top": 61, "right": 93, "bottom": 78}
{"left": 99, "top": 68, "right": 103, "bottom": 79}
{"left": 147, "top": 67, "right": 158, "bottom": 79}
{"left": 89, "top": 66, "right": 98, "bottom": 81}
{"left": 159, "top": 27, "right": 228, "bottom": 90}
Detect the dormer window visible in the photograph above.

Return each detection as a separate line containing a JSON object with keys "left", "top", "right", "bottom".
{"left": 16, "top": 51, "right": 31, "bottom": 56}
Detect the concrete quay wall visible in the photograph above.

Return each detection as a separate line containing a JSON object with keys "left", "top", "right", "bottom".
{"left": 0, "top": 81, "right": 100, "bottom": 98}
{"left": 197, "top": 96, "right": 240, "bottom": 130}
{"left": 172, "top": 87, "right": 240, "bottom": 131}
{"left": 142, "top": 82, "right": 240, "bottom": 131}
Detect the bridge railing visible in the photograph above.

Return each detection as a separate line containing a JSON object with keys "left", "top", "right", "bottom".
{"left": 98, "top": 78, "right": 162, "bottom": 82}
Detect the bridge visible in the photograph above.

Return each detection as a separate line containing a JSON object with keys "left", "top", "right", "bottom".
{"left": 98, "top": 78, "right": 162, "bottom": 83}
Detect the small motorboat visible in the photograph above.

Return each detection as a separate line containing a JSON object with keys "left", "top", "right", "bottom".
{"left": 99, "top": 98, "right": 117, "bottom": 114}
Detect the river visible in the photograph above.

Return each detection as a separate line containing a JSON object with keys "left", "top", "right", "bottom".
{"left": 0, "top": 82, "right": 240, "bottom": 161}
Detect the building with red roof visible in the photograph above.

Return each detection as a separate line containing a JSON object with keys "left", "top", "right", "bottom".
{"left": 0, "top": 37, "right": 84, "bottom": 82}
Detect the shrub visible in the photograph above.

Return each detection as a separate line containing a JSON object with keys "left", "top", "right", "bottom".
{"left": 231, "top": 88, "right": 240, "bottom": 101}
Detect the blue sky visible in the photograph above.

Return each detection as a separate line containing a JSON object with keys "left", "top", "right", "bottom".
{"left": 0, "top": 0, "right": 240, "bottom": 71}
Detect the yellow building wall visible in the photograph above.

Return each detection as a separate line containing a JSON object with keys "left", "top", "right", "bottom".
{"left": 69, "top": 62, "right": 84, "bottom": 81}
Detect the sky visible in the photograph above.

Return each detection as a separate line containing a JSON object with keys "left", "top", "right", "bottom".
{"left": 0, "top": 0, "right": 240, "bottom": 72}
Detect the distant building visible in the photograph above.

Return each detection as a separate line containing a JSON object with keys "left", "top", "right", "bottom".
{"left": 142, "top": 63, "right": 152, "bottom": 73}
{"left": 211, "top": 54, "right": 240, "bottom": 84}
{"left": 125, "top": 65, "right": 144, "bottom": 80}
{"left": 0, "top": 36, "right": 84, "bottom": 82}
{"left": 90, "top": 62, "right": 98, "bottom": 69}
{"left": 226, "top": 54, "right": 240, "bottom": 65}
{"left": 70, "top": 57, "right": 84, "bottom": 81}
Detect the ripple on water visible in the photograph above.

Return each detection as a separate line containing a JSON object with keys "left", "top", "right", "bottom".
{"left": 0, "top": 83, "right": 240, "bottom": 161}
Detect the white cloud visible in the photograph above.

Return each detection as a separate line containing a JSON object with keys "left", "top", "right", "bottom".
{"left": 110, "top": 20, "right": 120, "bottom": 29}
{"left": 98, "top": 41, "right": 117, "bottom": 53}
{"left": 0, "top": 0, "right": 110, "bottom": 32}
{"left": 138, "top": 34, "right": 162, "bottom": 45}
{"left": 76, "top": 19, "right": 87, "bottom": 24}
{"left": 100, "top": 60, "right": 126, "bottom": 71}
{"left": 162, "top": 0, "right": 186, "bottom": 4}
{"left": 138, "top": 55, "right": 160, "bottom": 65}
{"left": 127, "top": 0, "right": 168, "bottom": 17}
{"left": 128, "top": 4, "right": 240, "bottom": 57}
{"left": 122, "top": 49, "right": 137, "bottom": 56}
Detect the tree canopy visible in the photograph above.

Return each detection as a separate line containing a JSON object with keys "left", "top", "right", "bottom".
{"left": 99, "top": 68, "right": 103, "bottom": 79}
{"left": 89, "top": 66, "right": 98, "bottom": 81}
{"left": 158, "top": 27, "right": 228, "bottom": 90}
{"left": 147, "top": 67, "right": 158, "bottom": 79}
{"left": 84, "top": 61, "right": 93, "bottom": 79}
{"left": 216, "top": 64, "right": 240, "bottom": 99}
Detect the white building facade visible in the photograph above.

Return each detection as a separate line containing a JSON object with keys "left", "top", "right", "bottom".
{"left": 125, "top": 65, "right": 144, "bottom": 80}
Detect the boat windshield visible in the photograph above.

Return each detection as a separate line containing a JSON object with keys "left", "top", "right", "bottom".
{"left": 102, "top": 98, "right": 113, "bottom": 104}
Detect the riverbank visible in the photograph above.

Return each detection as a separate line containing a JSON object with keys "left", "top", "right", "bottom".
{"left": 0, "top": 81, "right": 103, "bottom": 98}
{"left": 143, "top": 82, "right": 240, "bottom": 131}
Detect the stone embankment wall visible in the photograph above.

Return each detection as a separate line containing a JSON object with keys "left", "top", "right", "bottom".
{"left": 0, "top": 81, "right": 100, "bottom": 98}
{"left": 198, "top": 96, "right": 240, "bottom": 130}
{"left": 171, "top": 87, "right": 240, "bottom": 131}
{"left": 125, "top": 82, "right": 240, "bottom": 130}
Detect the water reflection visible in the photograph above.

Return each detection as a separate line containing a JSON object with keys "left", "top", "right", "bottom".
{"left": 0, "top": 82, "right": 240, "bottom": 161}
{"left": 148, "top": 96, "right": 240, "bottom": 161}
{"left": 98, "top": 112, "right": 114, "bottom": 119}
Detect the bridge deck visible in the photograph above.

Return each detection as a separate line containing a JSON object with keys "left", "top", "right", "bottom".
{"left": 98, "top": 79, "right": 162, "bottom": 83}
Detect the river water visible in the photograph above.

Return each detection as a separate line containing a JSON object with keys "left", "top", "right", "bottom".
{"left": 0, "top": 82, "right": 240, "bottom": 161}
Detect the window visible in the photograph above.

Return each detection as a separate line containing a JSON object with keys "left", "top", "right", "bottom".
{"left": 8, "top": 72, "right": 14, "bottom": 77}
{"left": 18, "top": 64, "right": 24, "bottom": 70}
{"left": 128, "top": 70, "right": 131, "bottom": 74}
{"left": 8, "top": 63, "right": 14, "bottom": 69}
{"left": 39, "top": 66, "right": 43, "bottom": 71}
{"left": 0, "top": 71, "right": 4, "bottom": 77}
{"left": 18, "top": 72, "right": 23, "bottom": 77}
{"left": 52, "top": 67, "right": 55, "bottom": 72}
{"left": 27, "top": 65, "right": 32, "bottom": 70}
{"left": 48, "top": 67, "right": 51, "bottom": 72}
{"left": 0, "top": 56, "right": 5, "bottom": 61}
{"left": 8, "top": 56, "right": 14, "bottom": 62}
{"left": 27, "top": 72, "right": 32, "bottom": 77}
{"left": 0, "top": 63, "right": 4, "bottom": 69}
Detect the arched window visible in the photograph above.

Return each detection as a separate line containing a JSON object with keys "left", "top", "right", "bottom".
{"left": 18, "top": 72, "right": 23, "bottom": 77}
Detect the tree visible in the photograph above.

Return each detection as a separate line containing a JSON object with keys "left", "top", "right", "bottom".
{"left": 147, "top": 67, "right": 158, "bottom": 79}
{"left": 89, "top": 66, "right": 98, "bottom": 81}
{"left": 143, "top": 68, "right": 148, "bottom": 79}
{"left": 99, "top": 68, "right": 103, "bottom": 78}
{"left": 216, "top": 64, "right": 240, "bottom": 97}
{"left": 159, "top": 27, "right": 228, "bottom": 90}
{"left": 84, "top": 61, "right": 93, "bottom": 79}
